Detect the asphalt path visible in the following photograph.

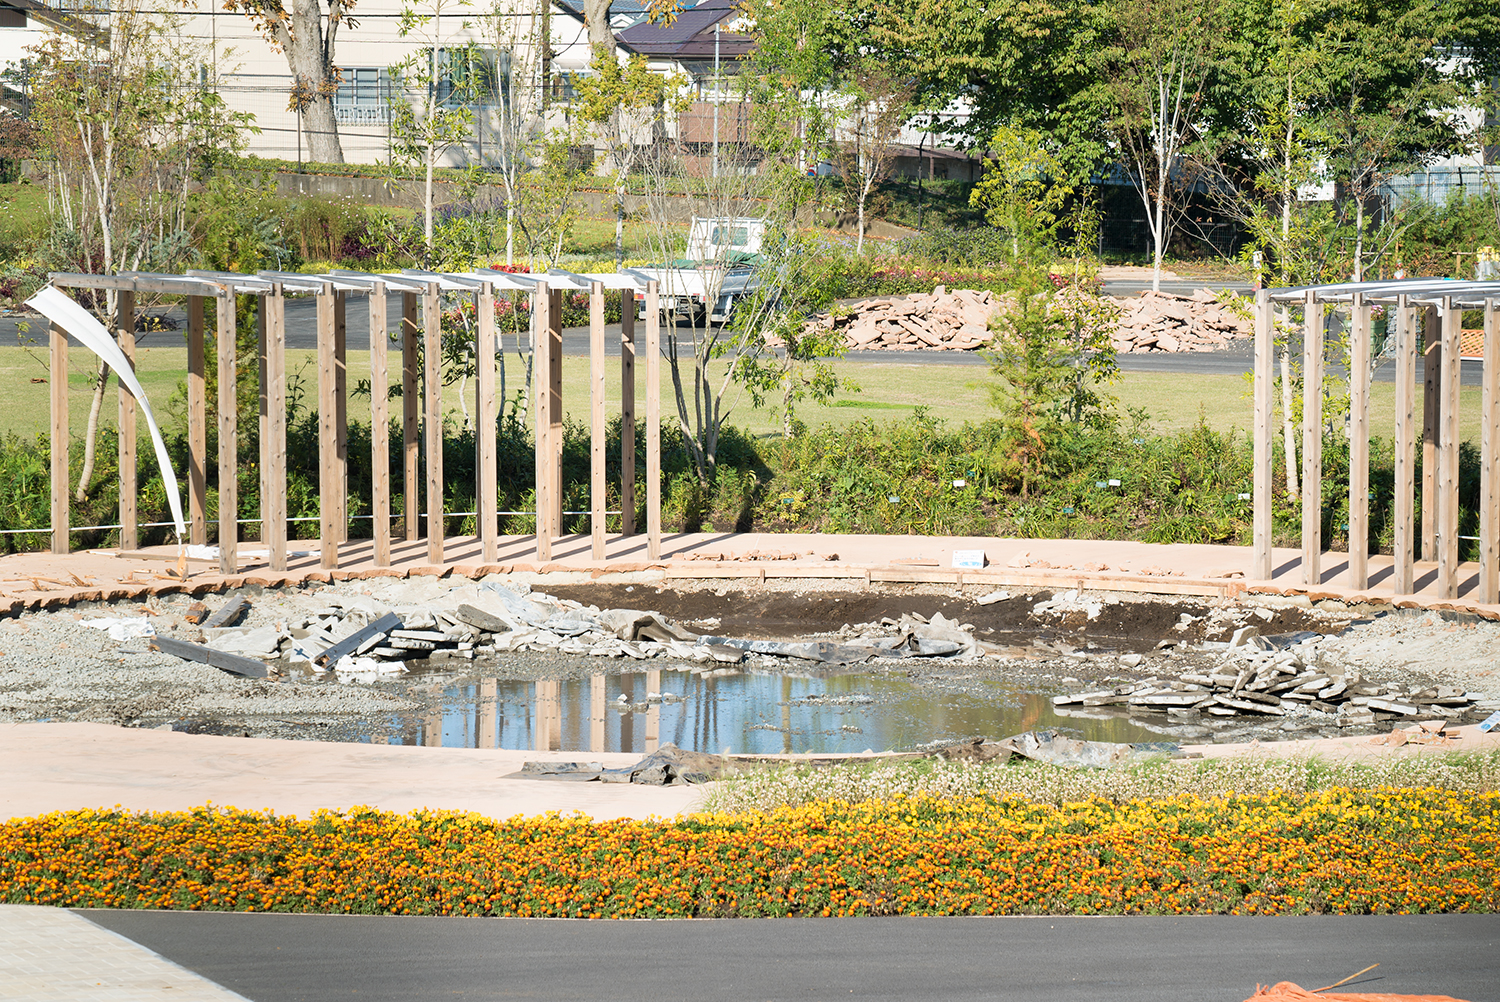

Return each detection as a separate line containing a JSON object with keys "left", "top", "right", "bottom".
{"left": 80, "top": 910, "right": 1500, "bottom": 1002}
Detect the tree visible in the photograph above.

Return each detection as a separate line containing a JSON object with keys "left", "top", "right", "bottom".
{"left": 387, "top": 0, "right": 477, "bottom": 265}
{"left": 482, "top": 0, "right": 548, "bottom": 265}
{"left": 833, "top": 58, "right": 914, "bottom": 254}
{"left": 31, "top": 2, "right": 251, "bottom": 500}
{"left": 224, "top": 0, "right": 356, "bottom": 164}
{"left": 1101, "top": 0, "right": 1221, "bottom": 292}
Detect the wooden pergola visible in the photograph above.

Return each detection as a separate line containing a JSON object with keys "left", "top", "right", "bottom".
{"left": 1252, "top": 280, "right": 1500, "bottom": 603}
{"left": 44, "top": 268, "right": 665, "bottom": 572}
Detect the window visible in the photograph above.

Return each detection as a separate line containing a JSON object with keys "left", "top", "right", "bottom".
{"left": 335, "top": 67, "right": 391, "bottom": 125}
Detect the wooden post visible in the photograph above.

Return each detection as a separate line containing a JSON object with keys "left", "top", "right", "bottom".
{"left": 477, "top": 282, "right": 498, "bottom": 562}
{"left": 1438, "top": 297, "right": 1461, "bottom": 598}
{"left": 1481, "top": 298, "right": 1500, "bottom": 605}
{"left": 646, "top": 280, "right": 661, "bottom": 560}
{"left": 117, "top": 289, "right": 137, "bottom": 551}
{"left": 548, "top": 288, "right": 564, "bottom": 537}
{"left": 216, "top": 294, "right": 238, "bottom": 575}
{"left": 317, "top": 283, "right": 339, "bottom": 570}
{"left": 186, "top": 295, "right": 207, "bottom": 546}
{"left": 370, "top": 283, "right": 391, "bottom": 567}
{"left": 1348, "top": 294, "right": 1371, "bottom": 589}
{"left": 258, "top": 294, "right": 269, "bottom": 550}
{"left": 333, "top": 289, "right": 348, "bottom": 542}
{"left": 590, "top": 672, "right": 607, "bottom": 753}
{"left": 402, "top": 291, "right": 420, "bottom": 543}
{"left": 424, "top": 282, "right": 443, "bottom": 564}
{"left": 265, "top": 286, "right": 288, "bottom": 572}
{"left": 621, "top": 288, "right": 636, "bottom": 536}
{"left": 1393, "top": 297, "right": 1417, "bottom": 595}
{"left": 1422, "top": 305, "right": 1441, "bottom": 561}
{"left": 590, "top": 281, "right": 606, "bottom": 560}
{"left": 49, "top": 322, "right": 68, "bottom": 555}
{"left": 1252, "top": 289, "right": 1273, "bottom": 581}
{"left": 533, "top": 282, "right": 552, "bottom": 562}
{"left": 1300, "top": 292, "right": 1323, "bottom": 586}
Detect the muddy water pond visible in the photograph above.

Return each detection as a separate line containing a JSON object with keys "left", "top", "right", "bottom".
{"left": 365, "top": 666, "right": 1166, "bottom": 755}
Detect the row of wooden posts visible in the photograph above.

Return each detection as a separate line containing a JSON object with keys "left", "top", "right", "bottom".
{"left": 46, "top": 269, "right": 666, "bottom": 572}
{"left": 1251, "top": 281, "right": 1500, "bottom": 604}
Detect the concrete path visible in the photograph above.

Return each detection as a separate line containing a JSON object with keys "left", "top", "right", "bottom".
{"left": 0, "top": 904, "right": 251, "bottom": 1001}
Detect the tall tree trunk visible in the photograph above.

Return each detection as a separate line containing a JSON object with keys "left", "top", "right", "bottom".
{"left": 74, "top": 360, "right": 110, "bottom": 501}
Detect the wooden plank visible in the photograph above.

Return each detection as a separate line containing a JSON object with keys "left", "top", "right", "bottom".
{"left": 1393, "top": 296, "right": 1417, "bottom": 595}
{"left": 215, "top": 294, "right": 238, "bottom": 574}
{"left": 117, "top": 290, "right": 137, "bottom": 552}
{"left": 646, "top": 280, "right": 661, "bottom": 560}
{"left": 402, "top": 291, "right": 420, "bottom": 542}
{"left": 369, "top": 282, "right": 391, "bottom": 567}
{"left": 186, "top": 295, "right": 207, "bottom": 546}
{"left": 333, "top": 289, "right": 348, "bottom": 542}
{"left": 1482, "top": 298, "right": 1500, "bottom": 605}
{"left": 49, "top": 322, "right": 68, "bottom": 555}
{"left": 423, "top": 282, "right": 443, "bottom": 564}
{"left": 202, "top": 593, "right": 248, "bottom": 630}
{"left": 1439, "top": 297, "right": 1461, "bottom": 598}
{"left": 1422, "top": 305, "right": 1440, "bottom": 561}
{"left": 1300, "top": 292, "right": 1323, "bottom": 586}
{"left": 1348, "top": 294, "right": 1371, "bottom": 589}
{"left": 590, "top": 281, "right": 606, "bottom": 560}
{"left": 317, "top": 284, "right": 339, "bottom": 570}
{"left": 533, "top": 282, "right": 552, "bottom": 562}
{"left": 1252, "top": 289, "right": 1272, "bottom": 580}
{"left": 477, "top": 283, "right": 498, "bottom": 563}
{"left": 265, "top": 287, "right": 288, "bottom": 572}
{"left": 548, "top": 288, "right": 564, "bottom": 538}
{"left": 621, "top": 288, "right": 636, "bottom": 537}
{"left": 312, "top": 611, "right": 403, "bottom": 668}
{"left": 149, "top": 634, "right": 268, "bottom": 679}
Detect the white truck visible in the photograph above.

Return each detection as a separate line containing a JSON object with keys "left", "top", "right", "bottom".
{"left": 631, "top": 216, "right": 767, "bottom": 324}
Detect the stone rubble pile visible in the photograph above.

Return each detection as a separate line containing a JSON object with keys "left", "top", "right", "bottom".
{"left": 1108, "top": 288, "right": 1252, "bottom": 353}
{"left": 1053, "top": 630, "right": 1487, "bottom": 726}
{"left": 799, "top": 287, "right": 1001, "bottom": 352}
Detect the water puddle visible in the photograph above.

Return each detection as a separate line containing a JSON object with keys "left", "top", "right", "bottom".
{"left": 363, "top": 668, "right": 1167, "bottom": 754}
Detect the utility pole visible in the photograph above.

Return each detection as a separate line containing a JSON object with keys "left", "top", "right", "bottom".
{"left": 540, "top": 0, "right": 551, "bottom": 111}
{"left": 711, "top": 22, "right": 720, "bottom": 178}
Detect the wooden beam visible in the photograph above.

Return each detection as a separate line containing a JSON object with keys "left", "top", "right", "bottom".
{"left": 1438, "top": 297, "right": 1461, "bottom": 598}
{"left": 1393, "top": 297, "right": 1417, "bottom": 595}
{"left": 590, "top": 280, "right": 606, "bottom": 561}
{"left": 1300, "top": 293, "right": 1323, "bottom": 586}
{"left": 646, "top": 280, "right": 661, "bottom": 560}
{"left": 317, "top": 284, "right": 339, "bottom": 570}
{"left": 402, "top": 291, "right": 420, "bottom": 542}
{"left": 477, "top": 283, "right": 498, "bottom": 563}
{"left": 149, "top": 635, "right": 268, "bottom": 679}
{"left": 370, "top": 283, "right": 391, "bottom": 567}
{"left": 257, "top": 294, "right": 269, "bottom": 552}
{"left": 621, "top": 288, "right": 636, "bottom": 536}
{"left": 333, "top": 289, "right": 348, "bottom": 543}
{"left": 1348, "top": 294, "right": 1371, "bottom": 590}
{"left": 1481, "top": 298, "right": 1500, "bottom": 605}
{"left": 534, "top": 282, "right": 552, "bottom": 562}
{"left": 1422, "top": 305, "right": 1440, "bottom": 561}
{"left": 423, "top": 282, "right": 443, "bottom": 565}
{"left": 1252, "top": 289, "right": 1272, "bottom": 581}
{"left": 49, "top": 322, "right": 68, "bottom": 555}
{"left": 216, "top": 294, "right": 238, "bottom": 575}
{"left": 265, "top": 287, "right": 288, "bottom": 572}
{"left": 117, "top": 290, "right": 137, "bottom": 552}
{"left": 186, "top": 295, "right": 207, "bottom": 546}
{"left": 548, "top": 288, "right": 564, "bottom": 538}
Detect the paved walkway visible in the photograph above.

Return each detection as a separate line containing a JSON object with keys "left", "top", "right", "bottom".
{"left": 0, "top": 904, "right": 249, "bottom": 1001}
{"left": 5, "top": 530, "right": 1497, "bottom": 619}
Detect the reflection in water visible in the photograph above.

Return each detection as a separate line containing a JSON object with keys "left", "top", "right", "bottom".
{"left": 371, "top": 668, "right": 1168, "bottom": 754}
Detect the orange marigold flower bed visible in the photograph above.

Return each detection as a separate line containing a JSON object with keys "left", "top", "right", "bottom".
{"left": 2, "top": 790, "right": 1497, "bottom": 917}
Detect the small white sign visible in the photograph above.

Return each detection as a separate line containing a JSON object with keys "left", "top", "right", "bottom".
{"left": 952, "top": 479, "right": 967, "bottom": 488}
{"left": 952, "top": 549, "right": 986, "bottom": 569}
{"left": 1480, "top": 710, "right": 1500, "bottom": 733}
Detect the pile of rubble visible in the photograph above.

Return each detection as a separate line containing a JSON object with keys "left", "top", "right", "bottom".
{"left": 1053, "top": 629, "right": 1487, "bottom": 727}
{"left": 1108, "top": 288, "right": 1252, "bottom": 353}
{"left": 800, "top": 287, "right": 1001, "bottom": 352}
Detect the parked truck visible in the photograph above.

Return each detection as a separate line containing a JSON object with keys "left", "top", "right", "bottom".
{"left": 631, "top": 216, "right": 768, "bottom": 324}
